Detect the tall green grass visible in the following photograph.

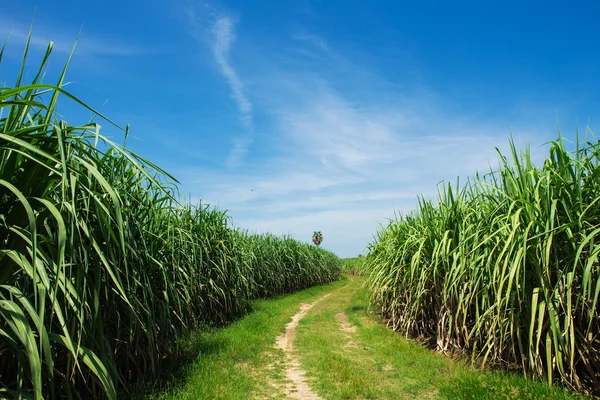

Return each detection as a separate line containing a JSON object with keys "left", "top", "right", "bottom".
{"left": 0, "top": 35, "right": 340, "bottom": 398}
{"left": 341, "top": 256, "right": 366, "bottom": 275}
{"left": 365, "top": 136, "right": 600, "bottom": 395}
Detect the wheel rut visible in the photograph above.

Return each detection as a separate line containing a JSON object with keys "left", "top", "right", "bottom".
{"left": 273, "top": 277, "right": 354, "bottom": 399}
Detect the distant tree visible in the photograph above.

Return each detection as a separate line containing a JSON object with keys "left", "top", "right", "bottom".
{"left": 312, "top": 231, "right": 323, "bottom": 247}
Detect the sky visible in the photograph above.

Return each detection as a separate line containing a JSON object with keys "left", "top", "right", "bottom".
{"left": 1, "top": 0, "right": 599, "bottom": 257}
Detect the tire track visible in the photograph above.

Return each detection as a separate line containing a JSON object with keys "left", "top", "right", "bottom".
{"left": 274, "top": 277, "right": 354, "bottom": 399}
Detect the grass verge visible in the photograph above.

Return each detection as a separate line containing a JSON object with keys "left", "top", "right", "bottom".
{"left": 144, "top": 277, "right": 349, "bottom": 399}
{"left": 296, "top": 276, "right": 585, "bottom": 399}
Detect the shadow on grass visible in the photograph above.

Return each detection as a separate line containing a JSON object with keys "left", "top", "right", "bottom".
{"left": 125, "top": 278, "right": 349, "bottom": 399}
{"left": 124, "top": 325, "right": 231, "bottom": 399}
{"left": 346, "top": 304, "right": 366, "bottom": 313}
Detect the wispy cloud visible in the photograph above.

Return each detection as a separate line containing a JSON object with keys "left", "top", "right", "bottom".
{"left": 226, "top": 136, "right": 253, "bottom": 167}
{"left": 174, "top": 21, "right": 558, "bottom": 257}
{"left": 212, "top": 16, "right": 253, "bottom": 129}
{"left": 293, "top": 33, "right": 331, "bottom": 56}
{"left": 0, "top": 17, "right": 147, "bottom": 57}
{"left": 183, "top": 2, "right": 253, "bottom": 166}
{"left": 177, "top": 71, "right": 552, "bottom": 256}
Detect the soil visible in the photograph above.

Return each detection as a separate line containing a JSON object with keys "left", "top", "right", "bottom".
{"left": 274, "top": 294, "right": 332, "bottom": 400}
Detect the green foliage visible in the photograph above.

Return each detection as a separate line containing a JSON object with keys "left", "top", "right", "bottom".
{"left": 312, "top": 231, "right": 323, "bottom": 247}
{"left": 341, "top": 256, "right": 366, "bottom": 275}
{"left": 0, "top": 36, "right": 341, "bottom": 398}
{"left": 296, "top": 276, "right": 580, "bottom": 400}
{"left": 146, "top": 278, "right": 349, "bottom": 399}
{"left": 365, "top": 135, "right": 600, "bottom": 395}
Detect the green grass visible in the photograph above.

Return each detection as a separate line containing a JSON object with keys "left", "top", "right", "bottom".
{"left": 296, "top": 276, "right": 584, "bottom": 399}
{"left": 3, "top": 26, "right": 598, "bottom": 400}
{"left": 365, "top": 136, "right": 600, "bottom": 395}
{"left": 145, "top": 277, "right": 350, "bottom": 399}
{"left": 0, "top": 31, "right": 340, "bottom": 399}
{"left": 146, "top": 274, "right": 584, "bottom": 399}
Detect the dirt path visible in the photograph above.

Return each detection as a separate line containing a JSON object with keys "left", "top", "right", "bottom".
{"left": 153, "top": 275, "right": 580, "bottom": 400}
{"left": 274, "top": 296, "right": 329, "bottom": 399}
{"left": 274, "top": 277, "right": 354, "bottom": 399}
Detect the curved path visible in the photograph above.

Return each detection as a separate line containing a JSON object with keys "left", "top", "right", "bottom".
{"left": 157, "top": 275, "right": 580, "bottom": 399}
{"left": 272, "top": 277, "right": 356, "bottom": 399}
{"left": 274, "top": 296, "right": 329, "bottom": 399}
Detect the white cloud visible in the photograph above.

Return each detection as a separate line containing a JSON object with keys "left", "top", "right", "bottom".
{"left": 212, "top": 16, "right": 253, "bottom": 129}
{"left": 239, "top": 208, "right": 391, "bottom": 257}
{"left": 177, "top": 75, "right": 552, "bottom": 257}
{"left": 0, "top": 17, "right": 146, "bottom": 57}
{"left": 173, "top": 16, "right": 558, "bottom": 257}
{"left": 183, "top": 2, "right": 253, "bottom": 165}
{"left": 293, "top": 33, "right": 331, "bottom": 56}
{"left": 226, "top": 136, "right": 252, "bottom": 167}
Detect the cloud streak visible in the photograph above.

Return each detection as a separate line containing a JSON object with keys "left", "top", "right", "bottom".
{"left": 211, "top": 16, "right": 253, "bottom": 129}
{"left": 0, "top": 17, "right": 147, "bottom": 57}
{"left": 177, "top": 54, "right": 555, "bottom": 257}
{"left": 182, "top": 2, "right": 253, "bottom": 166}
{"left": 174, "top": 13, "right": 559, "bottom": 257}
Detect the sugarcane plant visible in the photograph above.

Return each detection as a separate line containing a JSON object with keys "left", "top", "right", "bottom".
{"left": 312, "top": 231, "right": 323, "bottom": 247}
{"left": 0, "top": 31, "right": 342, "bottom": 399}
{"left": 364, "top": 135, "right": 600, "bottom": 395}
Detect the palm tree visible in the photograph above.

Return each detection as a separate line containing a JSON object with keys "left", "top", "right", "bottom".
{"left": 312, "top": 231, "right": 323, "bottom": 247}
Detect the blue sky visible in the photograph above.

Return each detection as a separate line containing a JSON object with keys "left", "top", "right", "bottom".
{"left": 1, "top": 0, "right": 599, "bottom": 257}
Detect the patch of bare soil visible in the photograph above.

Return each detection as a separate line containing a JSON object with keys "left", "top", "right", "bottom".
{"left": 335, "top": 312, "right": 357, "bottom": 333}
